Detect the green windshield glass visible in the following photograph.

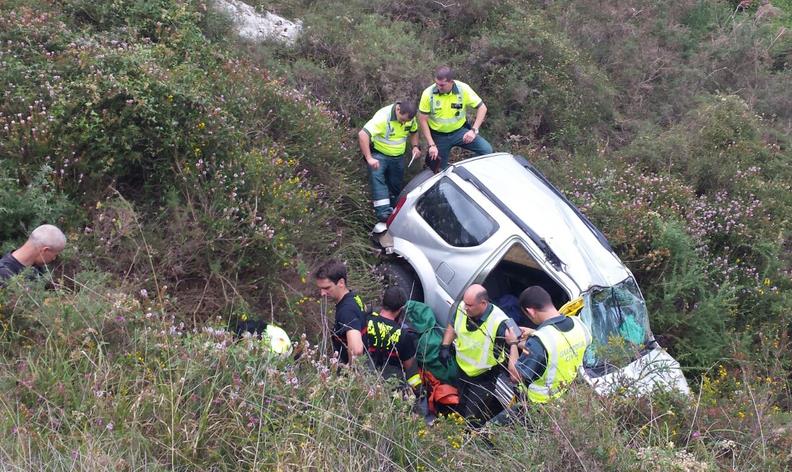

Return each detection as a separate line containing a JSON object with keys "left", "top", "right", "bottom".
{"left": 580, "top": 277, "right": 653, "bottom": 372}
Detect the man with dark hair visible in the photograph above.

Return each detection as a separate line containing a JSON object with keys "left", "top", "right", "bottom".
{"left": 359, "top": 100, "right": 422, "bottom": 222}
{"left": 314, "top": 260, "right": 365, "bottom": 364}
{"left": 418, "top": 66, "right": 493, "bottom": 171}
{"left": 506, "top": 285, "right": 592, "bottom": 404}
{"left": 0, "top": 224, "right": 67, "bottom": 286}
{"left": 363, "top": 286, "right": 421, "bottom": 390}
{"left": 440, "top": 284, "right": 518, "bottom": 427}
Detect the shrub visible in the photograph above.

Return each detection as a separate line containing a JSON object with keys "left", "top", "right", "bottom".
{"left": 0, "top": 163, "right": 75, "bottom": 252}
{"left": 622, "top": 94, "right": 775, "bottom": 194}
{"left": 288, "top": 7, "right": 436, "bottom": 123}
{"left": 464, "top": 11, "right": 616, "bottom": 147}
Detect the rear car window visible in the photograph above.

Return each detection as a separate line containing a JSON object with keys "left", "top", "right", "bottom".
{"left": 415, "top": 177, "right": 498, "bottom": 247}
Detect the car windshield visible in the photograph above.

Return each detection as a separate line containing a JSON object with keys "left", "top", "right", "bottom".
{"left": 579, "top": 277, "right": 653, "bottom": 374}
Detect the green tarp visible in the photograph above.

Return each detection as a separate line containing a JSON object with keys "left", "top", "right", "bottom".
{"left": 405, "top": 300, "right": 458, "bottom": 384}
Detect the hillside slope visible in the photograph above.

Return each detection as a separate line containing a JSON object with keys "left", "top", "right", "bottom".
{"left": 0, "top": 0, "right": 790, "bottom": 469}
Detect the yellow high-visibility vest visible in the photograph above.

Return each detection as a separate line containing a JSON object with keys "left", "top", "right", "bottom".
{"left": 418, "top": 81, "right": 482, "bottom": 133}
{"left": 363, "top": 103, "right": 417, "bottom": 157}
{"left": 526, "top": 316, "right": 591, "bottom": 403}
{"left": 453, "top": 304, "right": 508, "bottom": 377}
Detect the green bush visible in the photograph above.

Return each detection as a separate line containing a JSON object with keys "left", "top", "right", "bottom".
{"left": 464, "top": 11, "right": 616, "bottom": 147}
{"left": 622, "top": 94, "right": 777, "bottom": 194}
{"left": 0, "top": 163, "right": 75, "bottom": 252}
{"left": 289, "top": 8, "right": 436, "bottom": 123}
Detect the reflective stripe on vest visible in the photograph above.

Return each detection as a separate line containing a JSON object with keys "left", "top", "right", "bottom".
{"left": 428, "top": 83, "right": 465, "bottom": 131}
{"left": 527, "top": 316, "right": 592, "bottom": 403}
{"left": 372, "top": 119, "right": 408, "bottom": 146}
{"left": 453, "top": 304, "right": 509, "bottom": 377}
{"left": 353, "top": 294, "right": 365, "bottom": 312}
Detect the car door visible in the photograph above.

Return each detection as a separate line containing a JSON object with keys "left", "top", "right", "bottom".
{"left": 410, "top": 175, "right": 501, "bottom": 324}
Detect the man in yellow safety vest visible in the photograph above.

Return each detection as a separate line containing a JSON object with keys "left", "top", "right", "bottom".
{"left": 440, "top": 284, "right": 518, "bottom": 427}
{"left": 358, "top": 101, "right": 422, "bottom": 222}
{"left": 418, "top": 66, "right": 493, "bottom": 172}
{"left": 506, "top": 286, "right": 592, "bottom": 404}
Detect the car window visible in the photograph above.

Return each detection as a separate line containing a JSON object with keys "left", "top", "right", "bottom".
{"left": 580, "top": 277, "right": 653, "bottom": 372}
{"left": 415, "top": 177, "right": 498, "bottom": 247}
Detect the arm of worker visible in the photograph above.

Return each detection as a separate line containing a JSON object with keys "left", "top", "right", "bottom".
{"left": 409, "top": 131, "right": 421, "bottom": 161}
{"left": 439, "top": 323, "right": 456, "bottom": 366}
{"left": 504, "top": 325, "right": 522, "bottom": 383}
{"left": 462, "top": 103, "right": 487, "bottom": 144}
{"left": 442, "top": 322, "right": 456, "bottom": 345}
{"left": 519, "top": 326, "right": 536, "bottom": 340}
{"left": 513, "top": 337, "right": 548, "bottom": 386}
{"left": 418, "top": 113, "right": 437, "bottom": 160}
{"left": 494, "top": 319, "right": 516, "bottom": 365}
{"left": 357, "top": 129, "right": 380, "bottom": 170}
{"left": 345, "top": 328, "right": 365, "bottom": 360}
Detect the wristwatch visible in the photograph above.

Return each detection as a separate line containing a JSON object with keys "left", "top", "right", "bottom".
{"left": 471, "top": 127, "right": 479, "bottom": 135}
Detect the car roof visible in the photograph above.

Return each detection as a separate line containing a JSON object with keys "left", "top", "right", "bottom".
{"left": 453, "top": 153, "right": 630, "bottom": 291}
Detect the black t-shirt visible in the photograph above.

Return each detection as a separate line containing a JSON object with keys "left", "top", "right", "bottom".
{"left": 363, "top": 312, "right": 417, "bottom": 368}
{"left": 333, "top": 291, "right": 365, "bottom": 364}
{"left": 0, "top": 252, "right": 26, "bottom": 286}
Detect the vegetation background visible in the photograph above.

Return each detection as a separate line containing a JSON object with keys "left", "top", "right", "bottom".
{"left": 0, "top": 0, "right": 790, "bottom": 469}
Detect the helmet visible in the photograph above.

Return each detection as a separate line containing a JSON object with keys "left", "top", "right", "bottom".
{"left": 264, "top": 324, "right": 292, "bottom": 356}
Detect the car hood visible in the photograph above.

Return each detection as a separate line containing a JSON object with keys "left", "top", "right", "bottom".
{"left": 584, "top": 348, "right": 691, "bottom": 396}
{"left": 457, "top": 154, "right": 630, "bottom": 291}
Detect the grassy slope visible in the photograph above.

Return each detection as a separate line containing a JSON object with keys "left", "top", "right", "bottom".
{"left": 0, "top": 0, "right": 791, "bottom": 470}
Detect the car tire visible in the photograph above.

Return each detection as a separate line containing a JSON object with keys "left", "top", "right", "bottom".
{"left": 399, "top": 168, "right": 435, "bottom": 199}
{"left": 376, "top": 261, "right": 424, "bottom": 302}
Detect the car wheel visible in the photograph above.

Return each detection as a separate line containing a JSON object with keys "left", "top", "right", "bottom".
{"left": 399, "top": 168, "right": 434, "bottom": 199}
{"left": 376, "top": 261, "right": 424, "bottom": 302}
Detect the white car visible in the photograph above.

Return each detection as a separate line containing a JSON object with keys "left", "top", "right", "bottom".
{"left": 374, "top": 152, "right": 689, "bottom": 395}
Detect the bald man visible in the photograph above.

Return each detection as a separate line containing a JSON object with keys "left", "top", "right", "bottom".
{"left": 440, "top": 284, "right": 518, "bottom": 427}
{"left": 0, "top": 224, "right": 66, "bottom": 285}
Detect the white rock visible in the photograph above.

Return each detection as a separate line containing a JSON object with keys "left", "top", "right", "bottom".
{"left": 213, "top": 0, "right": 302, "bottom": 45}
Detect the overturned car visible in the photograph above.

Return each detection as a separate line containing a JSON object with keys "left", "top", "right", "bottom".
{"left": 374, "top": 152, "right": 689, "bottom": 395}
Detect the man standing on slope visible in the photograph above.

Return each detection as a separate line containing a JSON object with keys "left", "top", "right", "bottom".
{"left": 358, "top": 100, "right": 422, "bottom": 222}
{"left": 418, "top": 66, "right": 493, "bottom": 172}
{"left": 314, "top": 260, "right": 366, "bottom": 364}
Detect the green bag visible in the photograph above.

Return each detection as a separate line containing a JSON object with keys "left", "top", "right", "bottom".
{"left": 405, "top": 300, "right": 458, "bottom": 384}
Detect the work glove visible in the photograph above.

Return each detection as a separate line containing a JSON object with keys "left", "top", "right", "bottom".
{"left": 439, "top": 344, "right": 452, "bottom": 366}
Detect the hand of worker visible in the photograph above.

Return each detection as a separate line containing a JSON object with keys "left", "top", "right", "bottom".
{"left": 366, "top": 156, "right": 380, "bottom": 170}
{"left": 519, "top": 326, "right": 536, "bottom": 340}
{"left": 508, "top": 359, "right": 521, "bottom": 384}
{"left": 462, "top": 129, "right": 476, "bottom": 144}
{"left": 439, "top": 344, "right": 451, "bottom": 366}
{"left": 428, "top": 144, "right": 439, "bottom": 160}
{"left": 411, "top": 146, "right": 422, "bottom": 161}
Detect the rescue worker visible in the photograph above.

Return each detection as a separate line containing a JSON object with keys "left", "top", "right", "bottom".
{"left": 440, "top": 284, "right": 518, "bottom": 427}
{"left": 314, "top": 260, "right": 365, "bottom": 364}
{"left": 0, "top": 224, "right": 66, "bottom": 286}
{"left": 506, "top": 286, "right": 592, "bottom": 403}
{"left": 418, "top": 66, "right": 493, "bottom": 172}
{"left": 363, "top": 286, "right": 421, "bottom": 391}
{"left": 358, "top": 100, "right": 422, "bottom": 222}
